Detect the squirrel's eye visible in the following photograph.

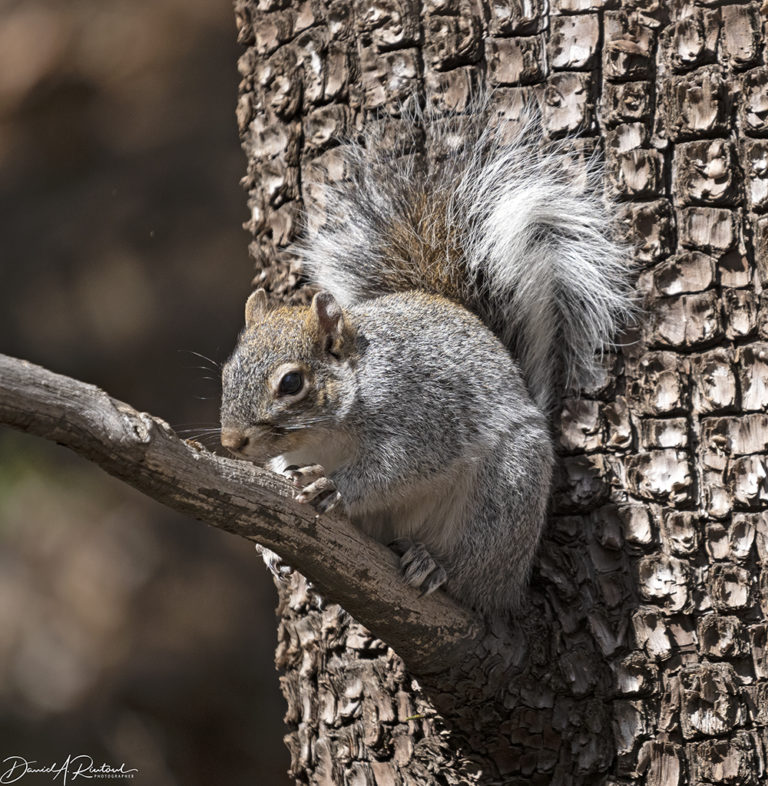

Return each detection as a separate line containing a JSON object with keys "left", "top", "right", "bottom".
{"left": 277, "top": 371, "right": 303, "bottom": 396}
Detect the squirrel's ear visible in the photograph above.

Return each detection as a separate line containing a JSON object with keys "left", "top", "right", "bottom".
{"left": 311, "top": 291, "right": 345, "bottom": 338}
{"left": 245, "top": 288, "right": 269, "bottom": 328}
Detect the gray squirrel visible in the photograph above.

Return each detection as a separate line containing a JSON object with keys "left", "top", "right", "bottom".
{"left": 220, "top": 100, "right": 633, "bottom": 615}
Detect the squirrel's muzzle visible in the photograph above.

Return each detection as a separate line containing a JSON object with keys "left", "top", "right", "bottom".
{"left": 221, "top": 427, "right": 249, "bottom": 453}
{"left": 221, "top": 423, "right": 290, "bottom": 462}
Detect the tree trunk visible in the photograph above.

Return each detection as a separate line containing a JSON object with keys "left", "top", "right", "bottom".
{"left": 234, "top": 0, "right": 768, "bottom": 783}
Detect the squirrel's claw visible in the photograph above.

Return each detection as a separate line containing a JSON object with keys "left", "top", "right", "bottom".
{"left": 313, "top": 488, "right": 342, "bottom": 513}
{"left": 292, "top": 470, "right": 342, "bottom": 514}
{"left": 394, "top": 540, "right": 448, "bottom": 596}
{"left": 285, "top": 464, "right": 326, "bottom": 487}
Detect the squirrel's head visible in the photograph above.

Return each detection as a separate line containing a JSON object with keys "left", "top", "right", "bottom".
{"left": 220, "top": 289, "right": 357, "bottom": 464}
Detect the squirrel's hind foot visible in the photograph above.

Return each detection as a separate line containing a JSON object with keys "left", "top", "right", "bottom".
{"left": 285, "top": 464, "right": 342, "bottom": 513}
{"left": 390, "top": 539, "right": 447, "bottom": 597}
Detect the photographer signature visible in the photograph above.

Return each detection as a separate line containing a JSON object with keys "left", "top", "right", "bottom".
{"left": 1, "top": 756, "right": 137, "bottom": 784}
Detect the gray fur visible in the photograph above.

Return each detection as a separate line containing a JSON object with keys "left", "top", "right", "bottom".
{"left": 298, "top": 98, "right": 634, "bottom": 413}
{"left": 222, "top": 102, "right": 633, "bottom": 615}
{"left": 342, "top": 296, "right": 551, "bottom": 612}
{"left": 222, "top": 292, "right": 552, "bottom": 614}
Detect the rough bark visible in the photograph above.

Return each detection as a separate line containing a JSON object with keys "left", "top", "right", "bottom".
{"left": 234, "top": 0, "right": 768, "bottom": 783}
{"left": 0, "top": 353, "right": 482, "bottom": 677}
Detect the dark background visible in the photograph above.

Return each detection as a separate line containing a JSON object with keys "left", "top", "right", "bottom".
{"left": 0, "top": 0, "right": 290, "bottom": 783}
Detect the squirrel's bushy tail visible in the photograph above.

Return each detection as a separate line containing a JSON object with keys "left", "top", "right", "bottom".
{"left": 298, "top": 96, "right": 634, "bottom": 413}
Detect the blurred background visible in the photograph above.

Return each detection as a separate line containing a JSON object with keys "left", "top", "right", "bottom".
{"left": 0, "top": 0, "right": 290, "bottom": 783}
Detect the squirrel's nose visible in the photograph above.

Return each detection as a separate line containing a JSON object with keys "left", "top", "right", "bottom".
{"left": 221, "top": 428, "right": 249, "bottom": 452}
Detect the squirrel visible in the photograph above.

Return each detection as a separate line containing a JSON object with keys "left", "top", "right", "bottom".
{"left": 220, "top": 98, "right": 633, "bottom": 615}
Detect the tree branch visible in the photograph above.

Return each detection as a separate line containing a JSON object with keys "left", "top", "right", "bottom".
{"left": 0, "top": 353, "right": 482, "bottom": 674}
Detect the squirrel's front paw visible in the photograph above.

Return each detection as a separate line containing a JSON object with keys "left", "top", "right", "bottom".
{"left": 284, "top": 464, "right": 342, "bottom": 513}
{"left": 389, "top": 539, "right": 447, "bottom": 596}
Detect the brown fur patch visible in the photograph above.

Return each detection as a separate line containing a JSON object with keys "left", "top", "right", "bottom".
{"left": 381, "top": 187, "right": 469, "bottom": 304}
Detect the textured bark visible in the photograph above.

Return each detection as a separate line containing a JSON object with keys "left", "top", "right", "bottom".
{"left": 0, "top": 354, "right": 480, "bottom": 676}
{"left": 235, "top": 0, "right": 768, "bottom": 783}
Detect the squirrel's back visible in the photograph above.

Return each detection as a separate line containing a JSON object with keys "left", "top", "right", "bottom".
{"left": 297, "top": 96, "right": 634, "bottom": 414}
{"left": 348, "top": 290, "right": 541, "bottom": 435}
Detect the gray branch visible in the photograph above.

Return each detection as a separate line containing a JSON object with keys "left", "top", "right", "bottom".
{"left": 0, "top": 353, "right": 482, "bottom": 675}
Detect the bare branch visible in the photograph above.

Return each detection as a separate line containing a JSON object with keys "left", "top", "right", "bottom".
{"left": 0, "top": 353, "right": 482, "bottom": 674}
